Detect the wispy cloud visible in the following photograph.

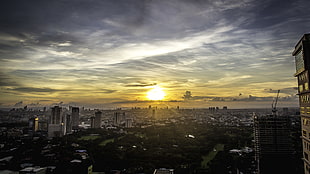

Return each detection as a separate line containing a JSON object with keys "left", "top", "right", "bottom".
{"left": 0, "top": 0, "right": 308, "bottom": 108}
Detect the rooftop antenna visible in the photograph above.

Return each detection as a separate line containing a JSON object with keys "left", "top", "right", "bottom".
{"left": 272, "top": 90, "right": 280, "bottom": 116}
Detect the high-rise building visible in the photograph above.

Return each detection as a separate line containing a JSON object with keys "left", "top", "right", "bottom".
{"left": 94, "top": 111, "right": 102, "bottom": 128}
{"left": 71, "top": 107, "right": 79, "bottom": 129}
{"left": 90, "top": 116, "right": 95, "bottom": 128}
{"left": 48, "top": 106, "right": 65, "bottom": 137}
{"left": 293, "top": 33, "right": 310, "bottom": 174}
{"left": 29, "top": 117, "right": 39, "bottom": 132}
{"left": 66, "top": 114, "right": 72, "bottom": 133}
{"left": 253, "top": 114, "right": 294, "bottom": 173}
{"left": 50, "top": 106, "right": 62, "bottom": 124}
{"left": 113, "top": 112, "right": 125, "bottom": 126}
{"left": 125, "top": 118, "right": 133, "bottom": 128}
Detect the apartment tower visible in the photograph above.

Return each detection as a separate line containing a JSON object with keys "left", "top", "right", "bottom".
{"left": 293, "top": 33, "right": 310, "bottom": 174}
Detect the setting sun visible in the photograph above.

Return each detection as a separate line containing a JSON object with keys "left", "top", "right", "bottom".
{"left": 147, "top": 86, "right": 165, "bottom": 100}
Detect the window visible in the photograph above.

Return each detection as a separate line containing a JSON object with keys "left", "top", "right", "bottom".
{"left": 303, "top": 130, "right": 307, "bottom": 137}
{"left": 306, "top": 83, "right": 309, "bottom": 91}
{"left": 300, "top": 84, "right": 304, "bottom": 92}
{"left": 295, "top": 50, "right": 305, "bottom": 74}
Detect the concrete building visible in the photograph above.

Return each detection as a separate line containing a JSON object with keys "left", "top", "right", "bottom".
{"left": 125, "top": 118, "right": 133, "bottom": 128}
{"left": 293, "top": 33, "right": 310, "bottom": 174}
{"left": 50, "top": 106, "right": 61, "bottom": 124}
{"left": 48, "top": 106, "right": 65, "bottom": 137}
{"left": 94, "top": 111, "right": 102, "bottom": 128}
{"left": 71, "top": 107, "right": 79, "bottom": 130}
{"left": 113, "top": 112, "right": 125, "bottom": 126}
{"left": 253, "top": 115, "right": 294, "bottom": 173}
{"left": 66, "top": 114, "right": 72, "bottom": 133}
{"left": 29, "top": 117, "right": 39, "bottom": 132}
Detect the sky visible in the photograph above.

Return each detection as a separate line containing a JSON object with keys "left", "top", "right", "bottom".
{"left": 0, "top": 0, "right": 310, "bottom": 109}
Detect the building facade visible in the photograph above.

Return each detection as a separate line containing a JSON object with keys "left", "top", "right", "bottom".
{"left": 293, "top": 33, "right": 310, "bottom": 174}
{"left": 50, "top": 106, "right": 62, "bottom": 124}
{"left": 71, "top": 107, "right": 79, "bottom": 130}
{"left": 253, "top": 115, "right": 294, "bottom": 173}
{"left": 48, "top": 106, "right": 66, "bottom": 137}
{"left": 94, "top": 111, "right": 102, "bottom": 128}
{"left": 113, "top": 112, "right": 125, "bottom": 126}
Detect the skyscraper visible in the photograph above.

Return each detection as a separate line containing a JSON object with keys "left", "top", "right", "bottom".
{"left": 253, "top": 114, "right": 294, "bottom": 173}
{"left": 94, "top": 111, "right": 102, "bottom": 128}
{"left": 48, "top": 106, "right": 64, "bottom": 137}
{"left": 90, "top": 116, "right": 95, "bottom": 128}
{"left": 71, "top": 107, "right": 79, "bottom": 130}
{"left": 113, "top": 112, "right": 125, "bottom": 126}
{"left": 293, "top": 33, "right": 310, "bottom": 174}
{"left": 66, "top": 114, "right": 72, "bottom": 133}
{"left": 50, "top": 106, "right": 61, "bottom": 124}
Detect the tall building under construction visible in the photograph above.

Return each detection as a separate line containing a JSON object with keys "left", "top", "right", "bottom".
{"left": 253, "top": 114, "right": 293, "bottom": 174}
{"left": 293, "top": 33, "right": 310, "bottom": 174}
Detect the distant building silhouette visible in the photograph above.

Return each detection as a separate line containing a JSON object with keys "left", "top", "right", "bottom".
{"left": 66, "top": 113, "right": 72, "bottom": 133}
{"left": 71, "top": 107, "right": 79, "bottom": 130}
{"left": 48, "top": 106, "right": 66, "bottom": 137}
{"left": 125, "top": 118, "right": 133, "bottom": 128}
{"left": 94, "top": 111, "right": 102, "bottom": 128}
{"left": 50, "top": 106, "right": 61, "bottom": 124}
{"left": 29, "top": 117, "right": 39, "bottom": 132}
{"left": 113, "top": 112, "right": 125, "bottom": 126}
{"left": 293, "top": 33, "right": 310, "bottom": 174}
{"left": 90, "top": 116, "right": 95, "bottom": 128}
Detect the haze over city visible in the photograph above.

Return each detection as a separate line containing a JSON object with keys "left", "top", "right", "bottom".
{"left": 1, "top": 0, "right": 310, "bottom": 109}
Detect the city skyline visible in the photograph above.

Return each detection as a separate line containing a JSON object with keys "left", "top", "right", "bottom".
{"left": 1, "top": 0, "right": 310, "bottom": 109}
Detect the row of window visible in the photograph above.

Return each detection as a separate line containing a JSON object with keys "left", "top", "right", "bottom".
{"left": 302, "top": 129, "right": 310, "bottom": 139}
{"left": 295, "top": 50, "right": 305, "bottom": 74}
{"left": 303, "top": 130, "right": 308, "bottom": 138}
{"left": 300, "top": 107, "right": 310, "bottom": 114}
{"left": 301, "top": 94, "right": 310, "bottom": 104}
{"left": 303, "top": 118, "right": 310, "bottom": 126}
{"left": 305, "top": 141, "right": 310, "bottom": 152}
{"left": 299, "top": 82, "right": 309, "bottom": 93}
{"left": 298, "top": 71, "right": 308, "bottom": 82}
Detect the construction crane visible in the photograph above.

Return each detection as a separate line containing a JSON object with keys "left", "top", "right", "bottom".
{"left": 272, "top": 90, "right": 280, "bottom": 115}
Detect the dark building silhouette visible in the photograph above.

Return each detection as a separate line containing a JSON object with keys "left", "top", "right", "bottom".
{"left": 94, "top": 111, "right": 102, "bottom": 128}
{"left": 29, "top": 117, "right": 39, "bottom": 132}
{"left": 50, "top": 106, "right": 61, "bottom": 124}
{"left": 293, "top": 33, "right": 310, "bottom": 174}
{"left": 66, "top": 113, "right": 72, "bottom": 133}
{"left": 90, "top": 116, "right": 95, "bottom": 128}
{"left": 253, "top": 114, "right": 295, "bottom": 173}
{"left": 71, "top": 107, "right": 79, "bottom": 130}
{"left": 48, "top": 106, "right": 64, "bottom": 137}
{"left": 113, "top": 112, "right": 125, "bottom": 126}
